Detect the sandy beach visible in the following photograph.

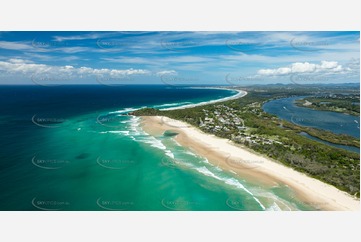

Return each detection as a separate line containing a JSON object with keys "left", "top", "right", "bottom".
{"left": 141, "top": 116, "right": 360, "bottom": 211}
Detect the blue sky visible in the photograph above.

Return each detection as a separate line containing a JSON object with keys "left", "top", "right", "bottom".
{"left": 0, "top": 31, "right": 359, "bottom": 85}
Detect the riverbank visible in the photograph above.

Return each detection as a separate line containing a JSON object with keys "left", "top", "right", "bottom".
{"left": 141, "top": 116, "right": 360, "bottom": 211}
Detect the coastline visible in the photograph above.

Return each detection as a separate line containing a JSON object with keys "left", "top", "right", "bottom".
{"left": 159, "top": 88, "right": 247, "bottom": 111}
{"left": 141, "top": 115, "right": 360, "bottom": 211}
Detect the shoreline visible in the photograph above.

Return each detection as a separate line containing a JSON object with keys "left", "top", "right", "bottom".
{"left": 141, "top": 115, "right": 360, "bottom": 211}
{"left": 159, "top": 88, "right": 247, "bottom": 111}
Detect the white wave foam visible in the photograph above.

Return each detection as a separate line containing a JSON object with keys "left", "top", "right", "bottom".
{"left": 99, "top": 130, "right": 129, "bottom": 135}
{"left": 196, "top": 166, "right": 223, "bottom": 181}
{"left": 108, "top": 107, "right": 137, "bottom": 114}
{"left": 109, "top": 131, "right": 124, "bottom": 134}
{"left": 201, "top": 158, "right": 210, "bottom": 164}
{"left": 124, "top": 115, "right": 173, "bottom": 152}
{"left": 119, "top": 131, "right": 130, "bottom": 135}
{"left": 165, "top": 150, "right": 175, "bottom": 159}
{"left": 266, "top": 202, "right": 282, "bottom": 211}
{"left": 153, "top": 102, "right": 192, "bottom": 109}
{"left": 225, "top": 178, "right": 254, "bottom": 196}
{"left": 214, "top": 166, "right": 222, "bottom": 172}
{"left": 172, "top": 140, "right": 182, "bottom": 146}
{"left": 184, "top": 150, "right": 199, "bottom": 157}
{"left": 194, "top": 166, "right": 265, "bottom": 210}
{"left": 252, "top": 189, "right": 294, "bottom": 211}
{"left": 136, "top": 135, "right": 167, "bottom": 150}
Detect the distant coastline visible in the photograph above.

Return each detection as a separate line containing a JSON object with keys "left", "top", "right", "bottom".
{"left": 159, "top": 87, "right": 247, "bottom": 111}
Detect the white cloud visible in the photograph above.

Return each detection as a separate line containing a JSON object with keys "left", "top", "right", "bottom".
{"left": 0, "top": 41, "right": 33, "bottom": 51}
{"left": 0, "top": 59, "right": 151, "bottom": 78}
{"left": 55, "top": 47, "right": 92, "bottom": 54}
{"left": 0, "top": 40, "right": 109, "bottom": 54}
{"left": 257, "top": 61, "right": 347, "bottom": 76}
{"left": 8, "top": 58, "right": 33, "bottom": 64}
{"left": 52, "top": 32, "right": 116, "bottom": 41}
{"left": 156, "top": 70, "right": 177, "bottom": 76}
{"left": 290, "top": 62, "right": 316, "bottom": 73}
{"left": 0, "top": 59, "right": 182, "bottom": 85}
{"left": 319, "top": 61, "right": 338, "bottom": 69}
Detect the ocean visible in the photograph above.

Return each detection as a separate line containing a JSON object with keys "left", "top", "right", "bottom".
{"left": 0, "top": 85, "right": 314, "bottom": 211}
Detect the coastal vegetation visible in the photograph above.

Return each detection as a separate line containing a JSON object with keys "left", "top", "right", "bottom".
{"left": 295, "top": 94, "right": 360, "bottom": 116}
{"left": 133, "top": 86, "right": 360, "bottom": 197}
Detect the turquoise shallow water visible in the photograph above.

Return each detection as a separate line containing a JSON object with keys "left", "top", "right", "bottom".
{"left": 22, "top": 112, "right": 313, "bottom": 211}
{"left": 0, "top": 86, "right": 315, "bottom": 211}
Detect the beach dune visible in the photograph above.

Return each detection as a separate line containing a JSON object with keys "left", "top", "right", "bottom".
{"left": 142, "top": 116, "right": 360, "bottom": 211}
